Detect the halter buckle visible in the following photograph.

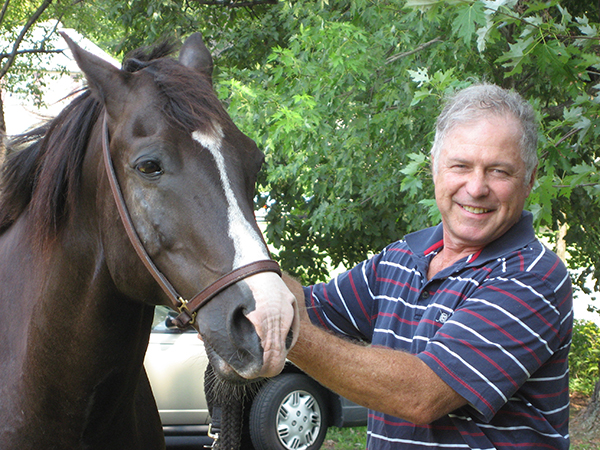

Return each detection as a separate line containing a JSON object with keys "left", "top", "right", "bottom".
{"left": 176, "top": 298, "right": 197, "bottom": 327}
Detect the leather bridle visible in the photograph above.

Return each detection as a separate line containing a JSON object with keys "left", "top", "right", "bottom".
{"left": 101, "top": 114, "right": 282, "bottom": 328}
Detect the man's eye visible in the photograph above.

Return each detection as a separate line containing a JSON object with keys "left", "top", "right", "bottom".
{"left": 136, "top": 160, "right": 163, "bottom": 176}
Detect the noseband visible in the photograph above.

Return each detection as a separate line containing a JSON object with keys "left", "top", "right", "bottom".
{"left": 101, "top": 114, "right": 281, "bottom": 328}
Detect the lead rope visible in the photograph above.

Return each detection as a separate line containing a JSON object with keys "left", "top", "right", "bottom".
{"left": 204, "top": 363, "right": 246, "bottom": 450}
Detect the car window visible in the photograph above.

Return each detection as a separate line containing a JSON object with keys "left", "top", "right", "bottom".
{"left": 152, "top": 306, "right": 196, "bottom": 333}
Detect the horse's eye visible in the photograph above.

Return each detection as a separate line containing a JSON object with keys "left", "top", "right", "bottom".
{"left": 136, "top": 160, "right": 163, "bottom": 176}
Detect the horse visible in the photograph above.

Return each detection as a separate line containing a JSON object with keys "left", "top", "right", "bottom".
{"left": 0, "top": 32, "right": 298, "bottom": 449}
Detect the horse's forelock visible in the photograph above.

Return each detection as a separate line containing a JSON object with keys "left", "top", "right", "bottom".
{"left": 123, "top": 39, "right": 179, "bottom": 69}
{"left": 148, "top": 58, "right": 230, "bottom": 136}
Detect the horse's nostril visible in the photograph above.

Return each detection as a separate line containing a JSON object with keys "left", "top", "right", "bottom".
{"left": 285, "top": 328, "right": 294, "bottom": 350}
{"left": 231, "top": 306, "right": 254, "bottom": 336}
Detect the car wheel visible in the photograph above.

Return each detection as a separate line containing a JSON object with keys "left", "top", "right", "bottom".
{"left": 249, "top": 373, "right": 329, "bottom": 450}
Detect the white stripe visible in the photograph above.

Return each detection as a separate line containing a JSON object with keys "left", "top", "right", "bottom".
{"left": 368, "top": 431, "right": 474, "bottom": 449}
{"left": 506, "top": 276, "right": 560, "bottom": 316}
{"left": 528, "top": 367, "right": 569, "bottom": 382}
{"left": 333, "top": 275, "right": 360, "bottom": 331}
{"left": 430, "top": 302, "right": 455, "bottom": 314}
{"left": 192, "top": 128, "right": 268, "bottom": 267}
{"left": 373, "top": 327, "right": 414, "bottom": 344}
{"left": 554, "top": 271, "right": 568, "bottom": 292}
{"left": 468, "top": 297, "right": 553, "bottom": 355}
{"left": 447, "top": 275, "right": 480, "bottom": 287}
{"left": 380, "top": 260, "right": 422, "bottom": 277}
{"left": 375, "top": 294, "right": 428, "bottom": 313}
{"left": 526, "top": 242, "right": 545, "bottom": 272}
{"left": 540, "top": 401, "right": 570, "bottom": 415}
{"left": 448, "top": 413, "right": 567, "bottom": 439}
{"left": 312, "top": 301, "right": 352, "bottom": 336}
{"left": 446, "top": 319, "right": 531, "bottom": 377}
{"left": 560, "top": 309, "right": 573, "bottom": 327}
{"left": 361, "top": 259, "right": 378, "bottom": 302}
{"left": 429, "top": 340, "right": 508, "bottom": 403}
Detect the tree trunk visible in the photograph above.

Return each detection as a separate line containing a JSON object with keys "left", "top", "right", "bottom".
{"left": 0, "top": 90, "right": 6, "bottom": 166}
{"left": 578, "top": 373, "right": 600, "bottom": 432}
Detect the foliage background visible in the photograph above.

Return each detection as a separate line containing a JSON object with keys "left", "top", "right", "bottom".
{"left": 3, "top": 1, "right": 600, "bottom": 292}
{"left": 570, "top": 319, "right": 600, "bottom": 396}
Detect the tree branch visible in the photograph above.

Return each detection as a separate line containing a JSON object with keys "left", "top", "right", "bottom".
{"left": 0, "top": 0, "right": 10, "bottom": 28}
{"left": 385, "top": 37, "right": 443, "bottom": 64}
{"left": 0, "top": 48, "right": 64, "bottom": 60}
{"left": 0, "top": 0, "right": 54, "bottom": 80}
{"left": 553, "top": 182, "right": 600, "bottom": 188}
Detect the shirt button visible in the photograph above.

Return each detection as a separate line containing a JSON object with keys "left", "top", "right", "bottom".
{"left": 420, "top": 290, "right": 430, "bottom": 300}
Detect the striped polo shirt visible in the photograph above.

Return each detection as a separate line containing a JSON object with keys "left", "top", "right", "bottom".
{"left": 305, "top": 211, "right": 572, "bottom": 450}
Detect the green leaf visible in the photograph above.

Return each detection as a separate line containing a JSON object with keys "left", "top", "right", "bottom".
{"left": 452, "top": 1, "right": 487, "bottom": 44}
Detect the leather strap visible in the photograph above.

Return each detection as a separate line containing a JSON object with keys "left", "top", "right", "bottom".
{"left": 174, "top": 259, "right": 281, "bottom": 328}
{"left": 101, "top": 114, "right": 281, "bottom": 327}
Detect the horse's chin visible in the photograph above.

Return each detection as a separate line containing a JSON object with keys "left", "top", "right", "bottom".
{"left": 204, "top": 342, "right": 265, "bottom": 385}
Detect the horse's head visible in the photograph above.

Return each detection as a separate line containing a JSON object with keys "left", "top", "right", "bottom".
{"left": 62, "top": 33, "right": 299, "bottom": 382}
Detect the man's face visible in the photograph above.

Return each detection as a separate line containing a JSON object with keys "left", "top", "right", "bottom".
{"left": 432, "top": 115, "right": 535, "bottom": 252}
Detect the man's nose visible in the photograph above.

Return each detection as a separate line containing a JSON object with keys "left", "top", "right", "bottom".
{"left": 465, "top": 170, "right": 490, "bottom": 198}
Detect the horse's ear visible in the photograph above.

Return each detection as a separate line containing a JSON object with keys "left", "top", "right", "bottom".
{"left": 60, "top": 32, "right": 128, "bottom": 114}
{"left": 179, "top": 33, "right": 213, "bottom": 83}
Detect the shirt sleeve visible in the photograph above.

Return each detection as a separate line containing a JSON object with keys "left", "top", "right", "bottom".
{"left": 305, "top": 252, "right": 384, "bottom": 342}
{"left": 418, "top": 266, "right": 572, "bottom": 422}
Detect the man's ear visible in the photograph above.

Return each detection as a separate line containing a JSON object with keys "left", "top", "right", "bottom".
{"left": 525, "top": 164, "right": 538, "bottom": 196}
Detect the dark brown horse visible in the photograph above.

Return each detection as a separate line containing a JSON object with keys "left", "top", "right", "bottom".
{"left": 0, "top": 33, "right": 298, "bottom": 449}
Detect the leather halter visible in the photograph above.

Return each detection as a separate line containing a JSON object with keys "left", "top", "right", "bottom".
{"left": 101, "top": 114, "right": 282, "bottom": 328}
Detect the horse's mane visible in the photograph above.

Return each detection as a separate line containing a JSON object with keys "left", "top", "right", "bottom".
{"left": 0, "top": 38, "right": 229, "bottom": 244}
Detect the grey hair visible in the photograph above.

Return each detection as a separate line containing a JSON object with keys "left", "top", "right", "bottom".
{"left": 431, "top": 83, "right": 538, "bottom": 182}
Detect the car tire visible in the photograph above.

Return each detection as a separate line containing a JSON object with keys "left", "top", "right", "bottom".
{"left": 249, "top": 373, "right": 329, "bottom": 450}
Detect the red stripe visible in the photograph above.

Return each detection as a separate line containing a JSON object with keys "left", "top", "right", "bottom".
{"left": 421, "top": 351, "right": 495, "bottom": 414}
{"left": 485, "top": 284, "right": 558, "bottom": 336}
{"left": 530, "top": 386, "right": 569, "bottom": 399}
{"left": 469, "top": 248, "right": 483, "bottom": 263}
{"left": 348, "top": 271, "right": 371, "bottom": 325}
{"left": 375, "top": 277, "right": 420, "bottom": 293}
{"left": 424, "top": 239, "right": 443, "bottom": 255}
{"left": 438, "top": 332, "right": 519, "bottom": 390}
{"left": 463, "top": 308, "right": 543, "bottom": 366}
{"left": 518, "top": 251, "right": 524, "bottom": 271}
{"left": 542, "top": 256, "right": 560, "bottom": 281}
{"left": 310, "top": 286, "right": 328, "bottom": 329}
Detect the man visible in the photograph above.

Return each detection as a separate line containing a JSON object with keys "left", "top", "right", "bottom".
{"left": 286, "top": 84, "right": 573, "bottom": 449}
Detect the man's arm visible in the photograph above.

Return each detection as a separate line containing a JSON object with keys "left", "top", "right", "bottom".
{"left": 283, "top": 275, "right": 467, "bottom": 425}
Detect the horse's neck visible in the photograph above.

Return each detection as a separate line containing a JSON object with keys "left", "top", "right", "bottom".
{"left": 0, "top": 214, "right": 158, "bottom": 448}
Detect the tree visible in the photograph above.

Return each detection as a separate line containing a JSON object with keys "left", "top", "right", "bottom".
{"left": 0, "top": 0, "right": 55, "bottom": 138}
{"left": 213, "top": 0, "right": 600, "bottom": 289}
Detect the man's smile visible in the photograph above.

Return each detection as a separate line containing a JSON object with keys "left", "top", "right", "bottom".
{"left": 460, "top": 204, "right": 494, "bottom": 214}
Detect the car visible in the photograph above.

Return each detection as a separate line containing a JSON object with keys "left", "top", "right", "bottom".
{"left": 144, "top": 306, "right": 367, "bottom": 450}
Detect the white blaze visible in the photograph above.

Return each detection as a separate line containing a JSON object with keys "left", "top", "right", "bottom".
{"left": 192, "top": 126, "right": 298, "bottom": 379}
{"left": 192, "top": 127, "right": 268, "bottom": 267}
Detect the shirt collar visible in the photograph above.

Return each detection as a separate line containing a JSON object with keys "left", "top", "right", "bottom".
{"left": 405, "top": 211, "right": 536, "bottom": 270}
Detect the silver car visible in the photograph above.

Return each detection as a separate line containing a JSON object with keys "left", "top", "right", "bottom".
{"left": 145, "top": 307, "right": 367, "bottom": 450}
